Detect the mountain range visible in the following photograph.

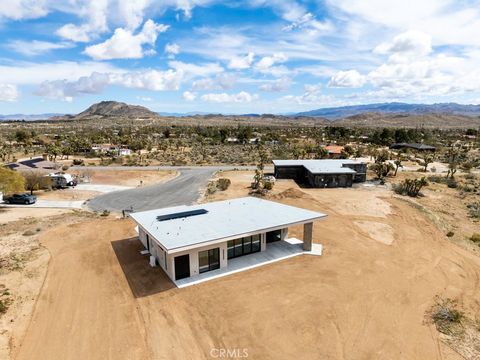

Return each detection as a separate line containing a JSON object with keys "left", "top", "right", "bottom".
{"left": 296, "top": 102, "right": 480, "bottom": 119}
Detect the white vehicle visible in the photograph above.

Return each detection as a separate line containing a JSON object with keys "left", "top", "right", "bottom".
{"left": 47, "top": 172, "right": 77, "bottom": 187}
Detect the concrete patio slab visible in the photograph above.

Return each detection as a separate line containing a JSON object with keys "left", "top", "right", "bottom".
{"left": 174, "top": 239, "right": 323, "bottom": 288}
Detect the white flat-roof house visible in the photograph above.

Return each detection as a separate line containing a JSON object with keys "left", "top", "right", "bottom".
{"left": 129, "top": 197, "right": 326, "bottom": 281}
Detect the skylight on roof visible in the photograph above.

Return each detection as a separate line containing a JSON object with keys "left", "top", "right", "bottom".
{"left": 156, "top": 209, "right": 208, "bottom": 222}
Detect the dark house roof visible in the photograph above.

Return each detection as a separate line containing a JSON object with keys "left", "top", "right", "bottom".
{"left": 6, "top": 157, "right": 60, "bottom": 171}
{"left": 389, "top": 143, "right": 436, "bottom": 151}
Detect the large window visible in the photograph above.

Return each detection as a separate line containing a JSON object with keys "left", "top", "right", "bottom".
{"left": 266, "top": 229, "right": 282, "bottom": 243}
{"left": 199, "top": 248, "right": 220, "bottom": 274}
{"left": 227, "top": 234, "right": 261, "bottom": 259}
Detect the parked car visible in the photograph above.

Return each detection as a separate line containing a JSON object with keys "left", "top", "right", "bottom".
{"left": 3, "top": 193, "right": 37, "bottom": 205}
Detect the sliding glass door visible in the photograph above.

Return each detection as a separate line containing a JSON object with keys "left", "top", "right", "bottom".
{"left": 227, "top": 234, "right": 261, "bottom": 259}
{"left": 198, "top": 248, "right": 220, "bottom": 274}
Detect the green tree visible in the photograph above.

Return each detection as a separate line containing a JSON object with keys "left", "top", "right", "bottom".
{"left": 0, "top": 168, "right": 25, "bottom": 194}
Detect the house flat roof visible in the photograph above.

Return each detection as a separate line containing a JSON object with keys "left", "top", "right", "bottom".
{"left": 272, "top": 159, "right": 362, "bottom": 174}
{"left": 129, "top": 197, "right": 326, "bottom": 253}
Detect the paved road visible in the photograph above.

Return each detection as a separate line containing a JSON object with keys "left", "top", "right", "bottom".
{"left": 86, "top": 167, "right": 223, "bottom": 212}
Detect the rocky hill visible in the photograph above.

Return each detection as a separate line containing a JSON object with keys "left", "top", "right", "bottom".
{"left": 62, "top": 101, "right": 159, "bottom": 120}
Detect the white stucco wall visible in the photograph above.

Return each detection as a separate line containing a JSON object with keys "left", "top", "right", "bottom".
{"left": 138, "top": 227, "right": 288, "bottom": 281}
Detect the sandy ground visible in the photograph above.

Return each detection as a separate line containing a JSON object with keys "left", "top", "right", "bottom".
{"left": 0, "top": 208, "right": 73, "bottom": 224}
{"left": 10, "top": 170, "right": 480, "bottom": 360}
{"left": 70, "top": 169, "right": 177, "bottom": 187}
{"left": 35, "top": 189, "right": 100, "bottom": 201}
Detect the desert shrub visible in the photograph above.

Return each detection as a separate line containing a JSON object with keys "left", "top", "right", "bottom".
{"left": 446, "top": 231, "right": 455, "bottom": 237}
{"left": 430, "top": 297, "right": 464, "bottom": 336}
{"left": 393, "top": 177, "right": 428, "bottom": 197}
{"left": 62, "top": 165, "right": 69, "bottom": 171}
{"left": 101, "top": 210, "right": 110, "bottom": 217}
{"left": 0, "top": 298, "right": 10, "bottom": 314}
{"left": 467, "top": 202, "right": 480, "bottom": 219}
{"left": 471, "top": 233, "right": 480, "bottom": 243}
{"left": 263, "top": 181, "right": 273, "bottom": 190}
{"left": 430, "top": 166, "right": 436, "bottom": 173}
{"left": 446, "top": 179, "right": 458, "bottom": 188}
{"left": 22, "top": 229, "right": 36, "bottom": 236}
{"left": 72, "top": 158, "right": 84, "bottom": 166}
{"left": 216, "top": 178, "right": 231, "bottom": 191}
{"left": 205, "top": 181, "right": 217, "bottom": 195}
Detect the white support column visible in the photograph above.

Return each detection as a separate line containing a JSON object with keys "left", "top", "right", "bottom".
{"left": 303, "top": 222, "right": 313, "bottom": 251}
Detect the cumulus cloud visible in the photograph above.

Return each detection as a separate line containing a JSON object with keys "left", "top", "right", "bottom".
{"left": 84, "top": 19, "right": 169, "bottom": 60}
{"left": 201, "top": 91, "right": 257, "bottom": 103}
{"left": 165, "top": 43, "right": 180, "bottom": 58}
{"left": 56, "top": 0, "right": 109, "bottom": 42}
{"left": 259, "top": 77, "right": 291, "bottom": 92}
{"left": 168, "top": 60, "right": 224, "bottom": 78}
{"left": 191, "top": 73, "right": 235, "bottom": 90}
{"left": 228, "top": 52, "right": 255, "bottom": 70}
{"left": 0, "top": 84, "right": 19, "bottom": 102}
{"left": 7, "top": 40, "right": 74, "bottom": 56}
{"left": 0, "top": 0, "right": 48, "bottom": 20}
{"left": 182, "top": 91, "right": 197, "bottom": 101}
{"left": 328, "top": 70, "right": 366, "bottom": 88}
{"left": 374, "top": 30, "right": 432, "bottom": 57}
{"left": 34, "top": 69, "right": 183, "bottom": 101}
{"left": 255, "top": 53, "right": 288, "bottom": 72}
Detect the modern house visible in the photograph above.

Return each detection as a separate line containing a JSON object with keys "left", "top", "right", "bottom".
{"left": 389, "top": 143, "right": 436, "bottom": 152}
{"left": 273, "top": 159, "right": 367, "bottom": 188}
{"left": 129, "top": 197, "right": 326, "bottom": 281}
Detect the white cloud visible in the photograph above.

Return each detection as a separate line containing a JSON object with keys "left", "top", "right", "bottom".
{"left": 374, "top": 30, "right": 432, "bottom": 57}
{"left": 56, "top": 0, "right": 109, "bottom": 42}
{"left": 201, "top": 91, "right": 257, "bottom": 103}
{"left": 0, "top": 61, "right": 123, "bottom": 85}
{"left": 84, "top": 19, "right": 169, "bottom": 60}
{"left": 35, "top": 69, "right": 183, "bottom": 101}
{"left": 328, "top": 70, "right": 366, "bottom": 88}
{"left": 182, "top": 91, "right": 197, "bottom": 101}
{"left": 165, "top": 42, "right": 180, "bottom": 58}
{"left": 7, "top": 40, "right": 74, "bottom": 56}
{"left": 0, "top": 0, "right": 48, "bottom": 20}
{"left": 191, "top": 73, "right": 235, "bottom": 90}
{"left": 0, "top": 84, "right": 19, "bottom": 102}
{"left": 228, "top": 52, "right": 255, "bottom": 70}
{"left": 255, "top": 53, "right": 288, "bottom": 72}
{"left": 168, "top": 60, "right": 224, "bottom": 78}
{"left": 259, "top": 77, "right": 291, "bottom": 92}
{"left": 137, "top": 96, "right": 153, "bottom": 102}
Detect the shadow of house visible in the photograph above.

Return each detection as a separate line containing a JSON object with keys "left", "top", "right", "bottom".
{"left": 111, "top": 237, "right": 176, "bottom": 298}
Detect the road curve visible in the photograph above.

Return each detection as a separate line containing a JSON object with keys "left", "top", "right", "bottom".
{"left": 86, "top": 168, "right": 220, "bottom": 212}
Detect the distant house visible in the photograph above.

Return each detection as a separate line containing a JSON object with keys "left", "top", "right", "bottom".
{"left": 6, "top": 155, "right": 60, "bottom": 172}
{"left": 389, "top": 143, "right": 436, "bottom": 152}
{"left": 91, "top": 144, "right": 132, "bottom": 156}
{"left": 323, "top": 145, "right": 344, "bottom": 159}
{"left": 273, "top": 159, "right": 367, "bottom": 188}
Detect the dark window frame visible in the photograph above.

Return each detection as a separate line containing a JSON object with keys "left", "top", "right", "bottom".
{"left": 227, "top": 234, "right": 262, "bottom": 259}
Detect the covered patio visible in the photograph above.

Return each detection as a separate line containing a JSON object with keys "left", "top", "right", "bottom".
{"left": 174, "top": 237, "right": 322, "bottom": 288}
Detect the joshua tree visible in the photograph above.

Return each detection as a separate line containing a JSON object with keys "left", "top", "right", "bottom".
{"left": 419, "top": 153, "right": 435, "bottom": 172}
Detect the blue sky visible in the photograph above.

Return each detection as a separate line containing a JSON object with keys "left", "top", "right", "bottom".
{"left": 1, "top": 0, "right": 480, "bottom": 114}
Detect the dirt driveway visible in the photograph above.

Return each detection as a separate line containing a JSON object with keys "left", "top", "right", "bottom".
{"left": 13, "top": 182, "right": 480, "bottom": 359}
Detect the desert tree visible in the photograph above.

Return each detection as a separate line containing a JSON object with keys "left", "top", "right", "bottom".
{"left": 23, "top": 171, "right": 50, "bottom": 195}
{"left": 0, "top": 168, "right": 25, "bottom": 194}
{"left": 418, "top": 152, "right": 435, "bottom": 172}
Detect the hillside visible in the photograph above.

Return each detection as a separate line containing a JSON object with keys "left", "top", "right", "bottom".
{"left": 66, "top": 101, "right": 159, "bottom": 120}
{"left": 332, "top": 112, "right": 480, "bottom": 128}
{"left": 297, "top": 102, "right": 480, "bottom": 119}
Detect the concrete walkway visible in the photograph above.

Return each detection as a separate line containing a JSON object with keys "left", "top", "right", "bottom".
{"left": 1, "top": 199, "right": 85, "bottom": 209}
{"left": 75, "top": 183, "right": 132, "bottom": 193}
{"left": 174, "top": 238, "right": 322, "bottom": 288}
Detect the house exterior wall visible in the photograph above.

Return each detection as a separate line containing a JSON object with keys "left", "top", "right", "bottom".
{"left": 275, "top": 163, "right": 367, "bottom": 187}
{"left": 274, "top": 165, "right": 307, "bottom": 183}
{"left": 307, "top": 172, "right": 354, "bottom": 188}
{"left": 139, "top": 227, "right": 288, "bottom": 281}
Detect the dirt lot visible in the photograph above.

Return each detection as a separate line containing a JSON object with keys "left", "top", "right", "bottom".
{"left": 70, "top": 169, "right": 177, "bottom": 187}
{"left": 6, "top": 170, "right": 480, "bottom": 360}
